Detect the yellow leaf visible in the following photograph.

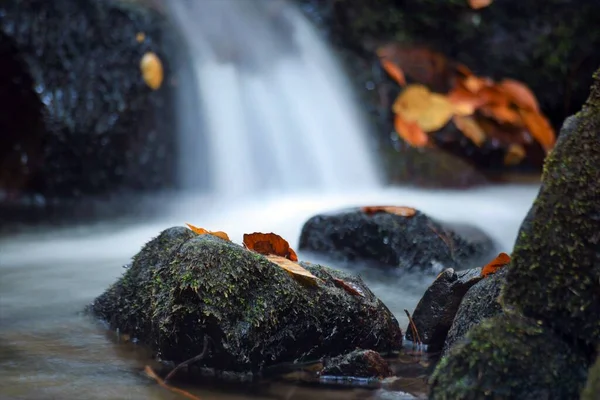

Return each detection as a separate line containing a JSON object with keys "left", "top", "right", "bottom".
{"left": 453, "top": 115, "right": 486, "bottom": 146}
{"left": 266, "top": 255, "right": 320, "bottom": 286}
{"left": 504, "top": 143, "right": 526, "bottom": 166}
{"left": 186, "top": 223, "right": 231, "bottom": 241}
{"left": 393, "top": 84, "right": 454, "bottom": 133}
{"left": 140, "top": 52, "right": 163, "bottom": 90}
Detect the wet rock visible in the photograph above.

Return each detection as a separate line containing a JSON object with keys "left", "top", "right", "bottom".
{"left": 299, "top": 208, "right": 495, "bottom": 274}
{"left": 321, "top": 349, "right": 392, "bottom": 378}
{"left": 429, "top": 313, "right": 589, "bottom": 400}
{"left": 0, "top": 0, "right": 177, "bottom": 209}
{"left": 405, "top": 268, "right": 481, "bottom": 351}
{"left": 442, "top": 268, "right": 506, "bottom": 355}
{"left": 91, "top": 227, "right": 402, "bottom": 373}
{"left": 581, "top": 354, "right": 600, "bottom": 400}
{"left": 501, "top": 69, "right": 600, "bottom": 346}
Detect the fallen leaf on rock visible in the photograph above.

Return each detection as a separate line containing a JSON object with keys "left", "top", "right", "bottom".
{"left": 186, "top": 223, "right": 230, "bottom": 241}
{"left": 140, "top": 51, "right": 163, "bottom": 90}
{"left": 481, "top": 252, "right": 511, "bottom": 277}
{"left": 504, "top": 143, "right": 526, "bottom": 165}
{"left": 243, "top": 232, "right": 298, "bottom": 261}
{"left": 265, "top": 255, "right": 320, "bottom": 286}
{"left": 394, "top": 114, "right": 429, "bottom": 147}
{"left": 332, "top": 277, "right": 365, "bottom": 297}
{"left": 361, "top": 206, "right": 417, "bottom": 217}
{"left": 453, "top": 115, "right": 486, "bottom": 146}
{"left": 519, "top": 109, "right": 556, "bottom": 153}
{"left": 144, "top": 366, "right": 202, "bottom": 400}
{"left": 381, "top": 59, "right": 406, "bottom": 87}
{"left": 499, "top": 78, "right": 540, "bottom": 111}
{"left": 393, "top": 84, "right": 454, "bottom": 133}
{"left": 468, "top": 0, "right": 493, "bottom": 10}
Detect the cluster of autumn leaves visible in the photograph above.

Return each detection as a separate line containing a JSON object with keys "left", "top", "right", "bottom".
{"left": 377, "top": 44, "right": 556, "bottom": 166}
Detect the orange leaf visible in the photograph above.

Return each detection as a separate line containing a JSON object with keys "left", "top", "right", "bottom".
{"left": 361, "top": 205, "right": 417, "bottom": 218}
{"left": 453, "top": 115, "right": 486, "bottom": 146}
{"left": 144, "top": 366, "right": 202, "bottom": 400}
{"left": 265, "top": 255, "right": 320, "bottom": 286}
{"left": 481, "top": 252, "right": 511, "bottom": 277}
{"left": 394, "top": 114, "right": 429, "bottom": 147}
{"left": 186, "top": 223, "right": 230, "bottom": 241}
{"left": 504, "top": 144, "right": 526, "bottom": 166}
{"left": 499, "top": 79, "right": 540, "bottom": 112}
{"left": 381, "top": 59, "right": 406, "bottom": 87}
{"left": 480, "top": 104, "right": 523, "bottom": 126}
{"left": 468, "top": 0, "right": 493, "bottom": 10}
{"left": 140, "top": 52, "right": 164, "bottom": 90}
{"left": 243, "top": 232, "right": 298, "bottom": 261}
{"left": 393, "top": 84, "right": 454, "bottom": 133}
{"left": 332, "top": 277, "right": 365, "bottom": 297}
{"left": 519, "top": 109, "right": 556, "bottom": 153}
{"left": 448, "top": 85, "right": 485, "bottom": 116}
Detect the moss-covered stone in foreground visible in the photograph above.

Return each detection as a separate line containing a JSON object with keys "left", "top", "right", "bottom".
{"left": 91, "top": 227, "right": 402, "bottom": 372}
{"left": 429, "top": 314, "right": 588, "bottom": 400}
{"left": 501, "top": 69, "right": 600, "bottom": 346}
{"left": 581, "top": 354, "right": 600, "bottom": 400}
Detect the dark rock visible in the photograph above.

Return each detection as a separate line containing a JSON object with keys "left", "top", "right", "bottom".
{"left": 429, "top": 313, "right": 589, "bottom": 400}
{"left": 501, "top": 68, "right": 600, "bottom": 346}
{"left": 581, "top": 354, "right": 600, "bottom": 400}
{"left": 405, "top": 268, "right": 481, "bottom": 351}
{"left": 90, "top": 227, "right": 402, "bottom": 373}
{"left": 442, "top": 268, "right": 506, "bottom": 355}
{"left": 297, "top": 0, "right": 600, "bottom": 179}
{"left": 299, "top": 208, "right": 495, "bottom": 273}
{"left": 0, "top": 0, "right": 177, "bottom": 207}
{"left": 321, "top": 349, "right": 392, "bottom": 378}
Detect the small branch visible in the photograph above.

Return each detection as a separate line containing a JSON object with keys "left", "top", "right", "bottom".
{"left": 144, "top": 365, "right": 202, "bottom": 400}
{"left": 404, "top": 309, "right": 422, "bottom": 346}
{"left": 165, "top": 335, "right": 211, "bottom": 382}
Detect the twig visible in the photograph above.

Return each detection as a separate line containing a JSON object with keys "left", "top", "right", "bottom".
{"left": 165, "top": 336, "right": 211, "bottom": 382}
{"left": 144, "top": 365, "right": 202, "bottom": 400}
{"left": 427, "top": 222, "right": 455, "bottom": 259}
{"left": 404, "top": 309, "right": 422, "bottom": 345}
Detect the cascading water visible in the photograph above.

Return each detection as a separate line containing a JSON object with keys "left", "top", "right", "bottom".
{"left": 167, "top": 0, "right": 381, "bottom": 196}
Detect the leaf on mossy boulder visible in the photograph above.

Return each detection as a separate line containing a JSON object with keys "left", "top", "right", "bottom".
{"left": 186, "top": 223, "right": 230, "bottom": 241}
{"left": 480, "top": 252, "right": 511, "bottom": 277}
{"left": 243, "top": 232, "right": 298, "bottom": 261}
{"left": 264, "top": 255, "right": 320, "bottom": 287}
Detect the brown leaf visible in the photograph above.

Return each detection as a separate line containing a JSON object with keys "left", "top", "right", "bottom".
{"left": 394, "top": 114, "right": 429, "bottom": 147}
{"left": 480, "top": 104, "right": 523, "bottom": 126}
{"left": 481, "top": 252, "right": 511, "bottom": 277}
{"left": 468, "top": 0, "right": 493, "bottom": 10}
{"left": 453, "top": 115, "right": 486, "bottom": 146}
{"left": 332, "top": 277, "right": 365, "bottom": 297}
{"left": 499, "top": 78, "right": 540, "bottom": 112}
{"left": 519, "top": 109, "right": 556, "bottom": 153}
{"left": 265, "top": 255, "right": 320, "bottom": 286}
{"left": 243, "top": 232, "right": 298, "bottom": 261}
{"left": 381, "top": 59, "right": 406, "bottom": 87}
{"left": 140, "top": 52, "right": 164, "bottom": 90}
{"left": 186, "top": 223, "right": 231, "bottom": 241}
{"left": 361, "top": 205, "right": 417, "bottom": 217}
{"left": 504, "top": 144, "right": 526, "bottom": 166}
{"left": 393, "top": 84, "right": 454, "bottom": 133}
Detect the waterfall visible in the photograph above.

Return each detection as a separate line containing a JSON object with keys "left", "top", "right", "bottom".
{"left": 167, "top": 0, "right": 381, "bottom": 197}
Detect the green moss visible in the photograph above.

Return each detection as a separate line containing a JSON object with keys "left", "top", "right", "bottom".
{"left": 581, "top": 354, "right": 600, "bottom": 400}
{"left": 429, "top": 313, "right": 588, "bottom": 399}
{"left": 500, "top": 68, "right": 600, "bottom": 346}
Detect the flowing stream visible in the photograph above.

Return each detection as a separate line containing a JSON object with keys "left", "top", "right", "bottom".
{"left": 0, "top": 0, "right": 541, "bottom": 399}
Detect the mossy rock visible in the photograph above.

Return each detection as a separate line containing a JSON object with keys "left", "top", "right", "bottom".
{"left": 429, "top": 314, "right": 588, "bottom": 400}
{"left": 90, "top": 227, "right": 402, "bottom": 373}
{"left": 581, "top": 354, "right": 600, "bottom": 400}
{"left": 501, "top": 69, "right": 600, "bottom": 346}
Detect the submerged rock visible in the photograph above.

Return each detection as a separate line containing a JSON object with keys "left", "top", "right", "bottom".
{"left": 501, "top": 69, "right": 600, "bottom": 346}
{"left": 429, "top": 314, "right": 588, "bottom": 400}
{"left": 299, "top": 208, "right": 495, "bottom": 273}
{"left": 442, "top": 268, "right": 506, "bottom": 355}
{"left": 91, "top": 227, "right": 402, "bottom": 373}
{"left": 321, "top": 349, "right": 393, "bottom": 379}
{"left": 405, "top": 268, "right": 481, "bottom": 351}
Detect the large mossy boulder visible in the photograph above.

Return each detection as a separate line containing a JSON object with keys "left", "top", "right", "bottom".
{"left": 299, "top": 208, "right": 495, "bottom": 273}
{"left": 429, "top": 314, "right": 589, "bottom": 399}
{"left": 501, "top": 69, "right": 600, "bottom": 346}
{"left": 0, "top": 0, "right": 177, "bottom": 215}
{"left": 91, "top": 227, "right": 402, "bottom": 372}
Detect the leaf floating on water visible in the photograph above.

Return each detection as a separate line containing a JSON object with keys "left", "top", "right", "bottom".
{"left": 243, "top": 232, "right": 298, "bottom": 261}
{"left": 265, "top": 255, "right": 320, "bottom": 286}
{"left": 394, "top": 114, "right": 429, "bottom": 147}
{"left": 140, "top": 51, "right": 164, "bottom": 90}
{"left": 468, "top": 0, "right": 493, "bottom": 10}
{"left": 186, "top": 223, "right": 231, "bottom": 241}
{"left": 144, "top": 366, "right": 202, "bottom": 400}
{"left": 332, "top": 277, "right": 365, "bottom": 297}
{"left": 361, "top": 205, "right": 417, "bottom": 218}
{"left": 481, "top": 252, "right": 511, "bottom": 277}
